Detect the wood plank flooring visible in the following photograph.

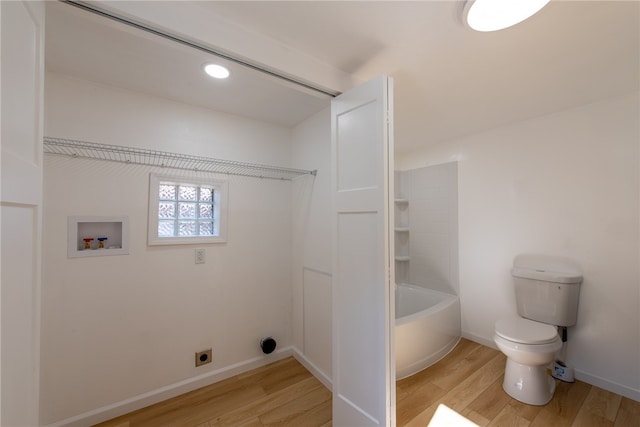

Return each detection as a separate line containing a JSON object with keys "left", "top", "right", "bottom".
{"left": 95, "top": 357, "right": 331, "bottom": 427}
{"left": 96, "top": 339, "right": 639, "bottom": 426}
{"left": 396, "top": 339, "right": 639, "bottom": 427}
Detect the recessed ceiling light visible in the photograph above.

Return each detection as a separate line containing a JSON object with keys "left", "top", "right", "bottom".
{"left": 464, "top": 0, "right": 551, "bottom": 32}
{"left": 204, "top": 63, "right": 230, "bottom": 79}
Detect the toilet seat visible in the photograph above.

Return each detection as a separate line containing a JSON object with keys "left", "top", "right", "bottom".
{"left": 495, "top": 317, "right": 558, "bottom": 344}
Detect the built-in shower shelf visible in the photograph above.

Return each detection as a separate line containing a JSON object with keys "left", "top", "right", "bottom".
{"left": 394, "top": 198, "right": 410, "bottom": 264}
{"left": 44, "top": 136, "right": 317, "bottom": 181}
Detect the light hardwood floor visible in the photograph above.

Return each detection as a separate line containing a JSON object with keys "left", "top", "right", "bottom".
{"left": 396, "top": 339, "right": 639, "bottom": 427}
{"left": 96, "top": 339, "right": 639, "bottom": 426}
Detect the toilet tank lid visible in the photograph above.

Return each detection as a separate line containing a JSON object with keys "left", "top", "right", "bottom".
{"left": 495, "top": 317, "right": 559, "bottom": 344}
{"left": 511, "top": 267, "right": 582, "bottom": 284}
{"left": 512, "top": 254, "right": 582, "bottom": 284}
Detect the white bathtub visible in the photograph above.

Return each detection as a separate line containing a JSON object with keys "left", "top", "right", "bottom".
{"left": 395, "top": 283, "right": 461, "bottom": 380}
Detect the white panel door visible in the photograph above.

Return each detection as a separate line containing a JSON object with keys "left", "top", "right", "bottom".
{"left": 1, "top": 1, "right": 45, "bottom": 425}
{"left": 331, "top": 76, "right": 395, "bottom": 426}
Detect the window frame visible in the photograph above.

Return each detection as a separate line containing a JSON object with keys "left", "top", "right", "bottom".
{"left": 148, "top": 173, "right": 228, "bottom": 245}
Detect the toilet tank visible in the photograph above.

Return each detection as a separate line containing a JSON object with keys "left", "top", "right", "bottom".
{"left": 511, "top": 254, "right": 583, "bottom": 327}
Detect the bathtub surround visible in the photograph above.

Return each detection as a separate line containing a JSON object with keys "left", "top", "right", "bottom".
{"left": 393, "top": 161, "right": 462, "bottom": 381}
{"left": 396, "top": 163, "right": 459, "bottom": 296}
{"left": 396, "top": 92, "right": 640, "bottom": 401}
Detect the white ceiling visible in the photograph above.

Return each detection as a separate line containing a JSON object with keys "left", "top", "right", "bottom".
{"left": 44, "top": 2, "right": 331, "bottom": 128}
{"left": 45, "top": 1, "right": 639, "bottom": 155}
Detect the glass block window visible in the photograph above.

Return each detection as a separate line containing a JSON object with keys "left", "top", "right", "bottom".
{"left": 157, "top": 183, "right": 216, "bottom": 237}
{"left": 149, "top": 174, "right": 228, "bottom": 245}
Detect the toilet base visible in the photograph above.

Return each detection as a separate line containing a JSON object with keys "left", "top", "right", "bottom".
{"left": 502, "top": 358, "right": 556, "bottom": 405}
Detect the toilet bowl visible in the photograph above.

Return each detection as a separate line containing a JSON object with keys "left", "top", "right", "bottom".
{"left": 494, "top": 317, "right": 562, "bottom": 405}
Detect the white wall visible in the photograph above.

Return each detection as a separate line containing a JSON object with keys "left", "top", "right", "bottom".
{"left": 291, "top": 107, "right": 333, "bottom": 386}
{"left": 41, "top": 73, "right": 295, "bottom": 425}
{"left": 396, "top": 92, "right": 640, "bottom": 400}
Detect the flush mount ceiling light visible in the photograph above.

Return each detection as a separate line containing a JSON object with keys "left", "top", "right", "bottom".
{"left": 464, "top": 0, "right": 551, "bottom": 32}
{"left": 203, "top": 63, "right": 230, "bottom": 79}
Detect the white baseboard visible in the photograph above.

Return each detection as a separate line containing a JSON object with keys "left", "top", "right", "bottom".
{"left": 462, "top": 331, "right": 498, "bottom": 350}
{"left": 292, "top": 347, "right": 333, "bottom": 391}
{"left": 574, "top": 369, "right": 640, "bottom": 402}
{"left": 45, "top": 347, "right": 294, "bottom": 427}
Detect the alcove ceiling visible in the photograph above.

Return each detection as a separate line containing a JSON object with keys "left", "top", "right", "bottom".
{"left": 45, "top": 1, "right": 639, "bottom": 155}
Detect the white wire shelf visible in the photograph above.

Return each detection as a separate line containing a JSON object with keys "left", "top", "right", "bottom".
{"left": 43, "top": 136, "right": 317, "bottom": 181}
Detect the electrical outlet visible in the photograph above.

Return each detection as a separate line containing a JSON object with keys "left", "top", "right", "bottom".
{"left": 195, "top": 348, "right": 212, "bottom": 367}
{"left": 195, "top": 248, "right": 205, "bottom": 264}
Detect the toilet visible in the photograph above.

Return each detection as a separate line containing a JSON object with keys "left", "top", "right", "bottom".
{"left": 494, "top": 254, "right": 582, "bottom": 405}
